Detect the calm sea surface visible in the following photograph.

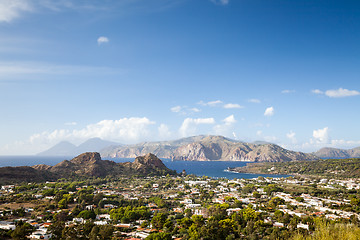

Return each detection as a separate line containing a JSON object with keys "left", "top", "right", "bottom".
{"left": 0, "top": 156, "right": 290, "bottom": 179}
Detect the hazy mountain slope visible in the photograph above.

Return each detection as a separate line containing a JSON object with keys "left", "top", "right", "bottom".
{"left": 37, "top": 141, "right": 77, "bottom": 156}
{"left": 75, "top": 138, "right": 119, "bottom": 155}
{"left": 37, "top": 138, "right": 120, "bottom": 156}
{"left": 171, "top": 136, "right": 318, "bottom": 162}
{"left": 101, "top": 135, "right": 210, "bottom": 158}
{"left": 102, "top": 135, "right": 318, "bottom": 162}
{"left": 314, "top": 147, "right": 360, "bottom": 158}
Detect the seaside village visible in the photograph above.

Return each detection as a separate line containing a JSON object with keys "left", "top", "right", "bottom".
{"left": 1, "top": 174, "right": 360, "bottom": 239}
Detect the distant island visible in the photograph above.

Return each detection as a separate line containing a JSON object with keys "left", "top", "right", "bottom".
{"left": 39, "top": 135, "right": 319, "bottom": 163}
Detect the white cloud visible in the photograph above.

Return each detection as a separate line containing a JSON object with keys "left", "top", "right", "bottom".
{"left": 0, "top": 0, "right": 33, "bottom": 22}
{"left": 158, "top": 124, "right": 172, "bottom": 139}
{"left": 232, "top": 132, "right": 237, "bottom": 139}
{"left": 97, "top": 36, "right": 109, "bottom": 45}
{"left": 248, "top": 98, "right": 261, "bottom": 103}
{"left": 198, "top": 100, "right": 223, "bottom": 107}
{"left": 223, "top": 103, "right": 243, "bottom": 109}
{"left": 264, "top": 107, "right": 274, "bottom": 117}
{"left": 190, "top": 107, "right": 200, "bottom": 113}
{"left": 312, "top": 89, "right": 324, "bottom": 95}
{"left": 256, "top": 130, "right": 262, "bottom": 136}
{"left": 1, "top": 117, "right": 156, "bottom": 154}
{"left": 312, "top": 88, "right": 360, "bottom": 98}
{"left": 171, "top": 106, "right": 200, "bottom": 115}
{"left": 286, "top": 131, "right": 297, "bottom": 144}
{"left": 312, "top": 127, "right": 330, "bottom": 144}
{"left": 214, "top": 115, "right": 237, "bottom": 136}
{"left": 223, "top": 115, "right": 237, "bottom": 125}
{"left": 211, "top": 0, "right": 229, "bottom": 5}
{"left": 179, "top": 117, "right": 215, "bottom": 137}
{"left": 71, "top": 118, "right": 155, "bottom": 141}
{"left": 325, "top": 88, "right": 360, "bottom": 98}
{"left": 170, "top": 106, "right": 182, "bottom": 113}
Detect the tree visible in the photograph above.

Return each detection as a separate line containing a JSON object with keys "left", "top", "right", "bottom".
{"left": 11, "top": 221, "right": 33, "bottom": 240}
{"left": 253, "top": 191, "right": 261, "bottom": 198}
{"left": 350, "top": 197, "right": 360, "bottom": 206}
{"left": 269, "top": 197, "right": 285, "bottom": 209}
{"left": 98, "top": 225, "right": 114, "bottom": 240}
{"left": 58, "top": 198, "right": 68, "bottom": 209}
{"left": 89, "top": 225, "right": 99, "bottom": 240}
{"left": 145, "top": 232, "right": 172, "bottom": 240}
{"left": 151, "top": 213, "right": 167, "bottom": 230}
{"left": 48, "top": 219, "right": 65, "bottom": 240}
{"left": 78, "top": 210, "right": 96, "bottom": 219}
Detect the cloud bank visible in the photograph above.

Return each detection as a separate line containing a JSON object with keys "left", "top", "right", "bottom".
{"left": 312, "top": 88, "right": 360, "bottom": 98}
{"left": 0, "top": 0, "right": 32, "bottom": 22}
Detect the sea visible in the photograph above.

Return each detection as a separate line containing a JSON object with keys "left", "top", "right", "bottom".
{"left": 0, "top": 156, "right": 290, "bottom": 180}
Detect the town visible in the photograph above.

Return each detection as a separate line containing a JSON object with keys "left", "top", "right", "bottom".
{"left": 1, "top": 173, "right": 360, "bottom": 239}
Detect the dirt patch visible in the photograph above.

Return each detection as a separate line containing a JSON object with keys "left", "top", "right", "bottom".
{"left": 0, "top": 202, "right": 39, "bottom": 210}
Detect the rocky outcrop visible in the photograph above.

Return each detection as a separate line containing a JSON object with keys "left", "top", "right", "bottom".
{"left": 314, "top": 147, "right": 360, "bottom": 159}
{"left": 42, "top": 152, "right": 175, "bottom": 178}
{"left": 130, "top": 153, "right": 175, "bottom": 175}
{"left": 0, "top": 152, "right": 177, "bottom": 183}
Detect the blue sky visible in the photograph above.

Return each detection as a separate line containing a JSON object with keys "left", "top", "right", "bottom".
{"left": 1, "top": 0, "right": 360, "bottom": 155}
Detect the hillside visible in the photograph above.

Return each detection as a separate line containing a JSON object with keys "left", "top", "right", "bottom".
{"left": 0, "top": 152, "right": 175, "bottom": 184}
{"left": 101, "top": 135, "right": 210, "bottom": 158}
{"left": 314, "top": 146, "right": 360, "bottom": 158}
{"left": 232, "top": 158, "right": 360, "bottom": 178}
{"left": 171, "top": 136, "right": 317, "bottom": 162}
{"left": 102, "top": 135, "right": 318, "bottom": 162}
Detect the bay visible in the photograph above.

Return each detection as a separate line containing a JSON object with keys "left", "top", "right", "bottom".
{"left": 0, "top": 156, "right": 290, "bottom": 179}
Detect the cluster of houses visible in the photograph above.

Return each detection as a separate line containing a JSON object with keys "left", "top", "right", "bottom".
{"left": 1, "top": 175, "right": 360, "bottom": 239}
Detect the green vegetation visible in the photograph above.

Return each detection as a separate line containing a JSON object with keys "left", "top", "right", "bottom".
{"left": 292, "top": 219, "right": 360, "bottom": 240}
{"left": 237, "top": 158, "right": 360, "bottom": 178}
{"left": 1, "top": 167, "right": 360, "bottom": 239}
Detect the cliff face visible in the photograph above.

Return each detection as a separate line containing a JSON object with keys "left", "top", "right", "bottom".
{"left": 102, "top": 135, "right": 318, "bottom": 162}
{"left": 314, "top": 147, "right": 360, "bottom": 159}
{"left": 170, "top": 136, "right": 318, "bottom": 162}
{"left": 101, "top": 135, "right": 209, "bottom": 158}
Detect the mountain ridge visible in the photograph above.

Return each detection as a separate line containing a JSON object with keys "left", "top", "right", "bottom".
{"left": 313, "top": 146, "right": 360, "bottom": 158}
{"left": 102, "top": 135, "right": 318, "bottom": 162}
